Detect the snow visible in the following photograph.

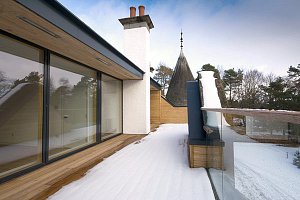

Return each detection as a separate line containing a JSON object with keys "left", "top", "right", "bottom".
{"left": 234, "top": 142, "right": 300, "bottom": 200}
{"left": 200, "top": 71, "right": 222, "bottom": 109}
{"left": 48, "top": 124, "right": 215, "bottom": 200}
{"left": 207, "top": 122, "right": 300, "bottom": 200}
{"left": 200, "top": 71, "right": 227, "bottom": 126}
{"left": 199, "top": 70, "right": 300, "bottom": 200}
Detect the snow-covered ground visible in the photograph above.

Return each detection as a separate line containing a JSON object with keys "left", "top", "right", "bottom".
{"left": 234, "top": 142, "right": 300, "bottom": 200}
{"left": 200, "top": 70, "right": 300, "bottom": 200}
{"left": 49, "top": 124, "right": 215, "bottom": 200}
{"left": 210, "top": 118, "right": 300, "bottom": 200}
{"left": 208, "top": 121, "right": 300, "bottom": 200}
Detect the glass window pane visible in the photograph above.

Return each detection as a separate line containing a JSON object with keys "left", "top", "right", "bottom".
{"left": 0, "top": 34, "right": 43, "bottom": 178}
{"left": 101, "top": 74, "right": 122, "bottom": 139}
{"left": 49, "top": 54, "right": 97, "bottom": 159}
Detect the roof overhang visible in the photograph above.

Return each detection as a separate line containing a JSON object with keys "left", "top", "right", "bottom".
{"left": 150, "top": 78, "right": 162, "bottom": 91}
{"left": 0, "top": 0, "right": 144, "bottom": 80}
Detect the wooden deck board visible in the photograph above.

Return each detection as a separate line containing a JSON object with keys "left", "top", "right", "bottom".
{"left": 0, "top": 134, "right": 145, "bottom": 200}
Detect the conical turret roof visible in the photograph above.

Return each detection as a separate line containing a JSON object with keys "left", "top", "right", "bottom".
{"left": 166, "top": 50, "right": 194, "bottom": 106}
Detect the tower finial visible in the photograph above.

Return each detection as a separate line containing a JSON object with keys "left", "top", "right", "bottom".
{"left": 180, "top": 29, "right": 183, "bottom": 50}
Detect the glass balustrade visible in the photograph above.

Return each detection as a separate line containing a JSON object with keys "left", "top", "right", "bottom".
{"left": 202, "top": 108, "right": 300, "bottom": 200}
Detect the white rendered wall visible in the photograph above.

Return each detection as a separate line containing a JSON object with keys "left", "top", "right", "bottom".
{"left": 123, "top": 23, "right": 150, "bottom": 134}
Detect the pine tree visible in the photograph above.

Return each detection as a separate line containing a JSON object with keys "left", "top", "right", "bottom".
{"left": 262, "top": 77, "right": 291, "bottom": 110}
{"left": 287, "top": 64, "right": 300, "bottom": 110}
{"left": 223, "top": 68, "right": 243, "bottom": 106}
{"left": 287, "top": 64, "right": 300, "bottom": 92}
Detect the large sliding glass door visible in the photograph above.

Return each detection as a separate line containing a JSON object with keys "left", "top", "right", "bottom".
{"left": 101, "top": 74, "right": 122, "bottom": 140}
{"left": 49, "top": 54, "right": 97, "bottom": 159}
{"left": 0, "top": 34, "right": 43, "bottom": 178}
{"left": 0, "top": 32, "right": 124, "bottom": 182}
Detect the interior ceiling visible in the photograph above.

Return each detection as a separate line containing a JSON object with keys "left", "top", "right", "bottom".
{"left": 0, "top": 0, "right": 142, "bottom": 80}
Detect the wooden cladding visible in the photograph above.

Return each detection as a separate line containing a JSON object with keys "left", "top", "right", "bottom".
{"left": 150, "top": 90, "right": 188, "bottom": 126}
{"left": 189, "top": 145, "right": 223, "bottom": 169}
{"left": 150, "top": 90, "right": 161, "bottom": 125}
{"left": 160, "top": 98, "right": 188, "bottom": 124}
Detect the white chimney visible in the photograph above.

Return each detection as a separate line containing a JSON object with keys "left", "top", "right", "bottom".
{"left": 119, "top": 6, "right": 154, "bottom": 134}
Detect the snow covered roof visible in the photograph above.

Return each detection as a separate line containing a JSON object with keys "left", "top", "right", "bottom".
{"left": 166, "top": 50, "right": 194, "bottom": 106}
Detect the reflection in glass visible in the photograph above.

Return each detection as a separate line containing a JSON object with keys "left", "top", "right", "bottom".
{"left": 49, "top": 54, "right": 97, "bottom": 158}
{"left": 205, "top": 110, "right": 300, "bottom": 200}
{"left": 0, "top": 34, "right": 43, "bottom": 178}
{"left": 101, "top": 74, "right": 122, "bottom": 140}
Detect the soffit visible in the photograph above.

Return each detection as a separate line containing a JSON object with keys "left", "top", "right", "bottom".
{"left": 0, "top": 0, "right": 143, "bottom": 80}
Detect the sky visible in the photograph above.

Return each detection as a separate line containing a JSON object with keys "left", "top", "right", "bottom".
{"left": 58, "top": 0, "right": 300, "bottom": 77}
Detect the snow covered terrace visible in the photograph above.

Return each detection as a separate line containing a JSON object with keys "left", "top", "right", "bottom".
{"left": 0, "top": 124, "right": 215, "bottom": 200}
{"left": 2, "top": 72, "right": 299, "bottom": 200}
{"left": 49, "top": 124, "right": 215, "bottom": 200}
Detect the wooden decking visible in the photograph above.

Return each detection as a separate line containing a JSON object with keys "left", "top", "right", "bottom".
{"left": 0, "top": 134, "right": 145, "bottom": 200}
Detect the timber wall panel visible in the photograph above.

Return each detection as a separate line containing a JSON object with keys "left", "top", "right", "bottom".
{"left": 189, "top": 145, "right": 224, "bottom": 169}
{"left": 160, "top": 97, "right": 188, "bottom": 123}
{"left": 150, "top": 90, "right": 161, "bottom": 125}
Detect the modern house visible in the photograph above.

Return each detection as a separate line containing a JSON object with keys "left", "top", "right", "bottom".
{"left": 0, "top": 0, "right": 158, "bottom": 182}
{"left": 0, "top": 0, "right": 196, "bottom": 185}
{"left": 3, "top": 2, "right": 300, "bottom": 200}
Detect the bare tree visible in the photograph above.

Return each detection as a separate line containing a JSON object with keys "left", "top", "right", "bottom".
{"left": 0, "top": 71, "right": 8, "bottom": 97}
{"left": 241, "top": 69, "right": 265, "bottom": 108}
{"left": 264, "top": 73, "right": 277, "bottom": 86}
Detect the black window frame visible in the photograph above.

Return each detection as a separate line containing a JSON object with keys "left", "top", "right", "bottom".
{"left": 100, "top": 73, "right": 124, "bottom": 141}
{"left": 0, "top": 30, "right": 123, "bottom": 183}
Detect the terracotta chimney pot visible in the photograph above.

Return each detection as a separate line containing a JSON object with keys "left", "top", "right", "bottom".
{"left": 138, "top": 5, "right": 145, "bottom": 16}
{"left": 130, "top": 7, "right": 136, "bottom": 17}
